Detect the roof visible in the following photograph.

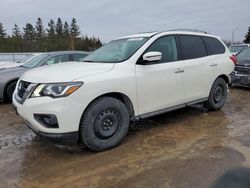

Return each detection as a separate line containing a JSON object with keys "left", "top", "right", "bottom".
{"left": 229, "top": 44, "right": 250, "bottom": 47}
{"left": 45, "top": 51, "right": 90, "bottom": 55}
{"left": 116, "top": 29, "right": 218, "bottom": 40}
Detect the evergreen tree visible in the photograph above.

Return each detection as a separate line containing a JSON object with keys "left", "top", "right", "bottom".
{"left": 70, "top": 18, "right": 80, "bottom": 38}
{"left": 0, "top": 23, "right": 6, "bottom": 39}
{"left": 47, "top": 19, "right": 55, "bottom": 39}
{"left": 12, "top": 24, "right": 21, "bottom": 37}
{"left": 11, "top": 24, "right": 22, "bottom": 52}
{"left": 63, "top": 21, "right": 70, "bottom": 38}
{"left": 22, "top": 23, "right": 37, "bottom": 51}
{"left": 35, "top": 17, "right": 45, "bottom": 39}
{"left": 0, "top": 18, "right": 102, "bottom": 52}
{"left": 56, "top": 17, "right": 63, "bottom": 38}
{"left": 243, "top": 27, "right": 250, "bottom": 43}
{"left": 23, "top": 23, "right": 35, "bottom": 40}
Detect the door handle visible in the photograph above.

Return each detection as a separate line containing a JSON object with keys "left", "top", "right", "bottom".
{"left": 210, "top": 63, "right": 218, "bottom": 67}
{"left": 175, "top": 68, "right": 184, "bottom": 73}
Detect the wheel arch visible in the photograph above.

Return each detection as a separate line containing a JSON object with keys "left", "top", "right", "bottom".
{"left": 83, "top": 92, "right": 135, "bottom": 120}
{"left": 3, "top": 79, "right": 18, "bottom": 100}
{"left": 217, "top": 74, "right": 230, "bottom": 84}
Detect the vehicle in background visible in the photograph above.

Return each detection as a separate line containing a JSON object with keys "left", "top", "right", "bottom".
{"left": 0, "top": 61, "right": 14, "bottom": 68}
{"left": 228, "top": 44, "right": 250, "bottom": 55}
{"left": 0, "top": 51, "right": 90, "bottom": 101}
{"left": 0, "top": 53, "right": 42, "bottom": 70}
{"left": 0, "top": 53, "right": 33, "bottom": 63}
{"left": 13, "top": 30, "right": 234, "bottom": 151}
{"left": 231, "top": 47, "right": 250, "bottom": 88}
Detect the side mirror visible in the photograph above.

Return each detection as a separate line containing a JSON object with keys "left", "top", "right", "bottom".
{"left": 142, "top": 51, "right": 162, "bottom": 62}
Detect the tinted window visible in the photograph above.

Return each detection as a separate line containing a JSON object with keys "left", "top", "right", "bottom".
{"left": 145, "top": 35, "right": 178, "bottom": 63}
{"left": 202, "top": 37, "right": 225, "bottom": 55}
{"left": 178, "top": 35, "right": 207, "bottom": 60}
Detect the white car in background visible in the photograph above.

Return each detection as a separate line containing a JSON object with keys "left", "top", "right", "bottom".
{"left": 229, "top": 44, "right": 250, "bottom": 55}
{"left": 0, "top": 53, "right": 42, "bottom": 70}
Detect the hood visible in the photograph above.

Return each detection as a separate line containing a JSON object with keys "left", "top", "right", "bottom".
{"left": 21, "top": 62, "right": 115, "bottom": 83}
{"left": 237, "top": 59, "right": 250, "bottom": 67}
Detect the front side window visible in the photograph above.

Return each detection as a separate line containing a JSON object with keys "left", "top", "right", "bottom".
{"left": 145, "top": 35, "right": 178, "bottom": 63}
{"left": 178, "top": 35, "right": 207, "bottom": 60}
{"left": 43, "top": 54, "right": 69, "bottom": 66}
{"left": 83, "top": 37, "right": 149, "bottom": 63}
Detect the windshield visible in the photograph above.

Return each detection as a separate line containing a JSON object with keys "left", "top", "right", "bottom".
{"left": 22, "top": 54, "right": 48, "bottom": 68}
{"left": 229, "top": 45, "right": 248, "bottom": 53}
{"left": 83, "top": 37, "right": 149, "bottom": 63}
{"left": 17, "top": 55, "right": 34, "bottom": 63}
{"left": 237, "top": 48, "right": 250, "bottom": 60}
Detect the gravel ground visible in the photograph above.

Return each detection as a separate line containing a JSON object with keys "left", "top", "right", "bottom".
{"left": 0, "top": 87, "right": 250, "bottom": 188}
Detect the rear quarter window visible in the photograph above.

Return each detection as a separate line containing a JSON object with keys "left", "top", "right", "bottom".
{"left": 202, "top": 36, "right": 225, "bottom": 55}
{"left": 178, "top": 35, "right": 207, "bottom": 60}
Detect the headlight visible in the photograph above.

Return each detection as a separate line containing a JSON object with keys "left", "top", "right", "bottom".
{"left": 31, "top": 82, "right": 83, "bottom": 98}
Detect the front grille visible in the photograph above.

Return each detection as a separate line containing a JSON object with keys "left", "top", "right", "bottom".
{"left": 235, "top": 66, "right": 250, "bottom": 74}
{"left": 15, "top": 81, "right": 37, "bottom": 104}
{"left": 17, "top": 81, "right": 31, "bottom": 98}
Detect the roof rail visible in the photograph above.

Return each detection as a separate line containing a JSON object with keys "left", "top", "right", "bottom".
{"left": 167, "top": 28, "right": 208, "bottom": 34}
{"left": 137, "top": 31, "right": 160, "bottom": 34}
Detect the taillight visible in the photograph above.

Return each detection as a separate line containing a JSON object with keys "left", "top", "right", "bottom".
{"left": 230, "top": 55, "right": 237, "bottom": 65}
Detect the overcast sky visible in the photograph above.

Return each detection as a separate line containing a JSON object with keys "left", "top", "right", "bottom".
{"left": 0, "top": 0, "right": 249, "bottom": 43}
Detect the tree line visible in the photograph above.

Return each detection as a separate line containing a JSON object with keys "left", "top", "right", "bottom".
{"left": 0, "top": 18, "right": 102, "bottom": 52}
{"left": 243, "top": 27, "right": 250, "bottom": 43}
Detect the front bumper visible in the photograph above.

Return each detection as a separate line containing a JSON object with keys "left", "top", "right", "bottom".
{"left": 12, "top": 92, "right": 87, "bottom": 143}
{"left": 25, "top": 120, "right": 78, "bottom": 143}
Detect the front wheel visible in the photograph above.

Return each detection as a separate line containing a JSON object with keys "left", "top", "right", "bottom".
{"left": 80, "top": 97, "right": 130, "bottom": 151}
{"left": 6, "top": 81, "right": 17, "bottom": 102}
{"left": 204, "top": 78, "right": 227, "bottom": 111}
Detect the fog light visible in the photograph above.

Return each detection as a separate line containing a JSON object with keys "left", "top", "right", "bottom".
{"left": 34, "top": 114, "right": 59, "bottom": 128}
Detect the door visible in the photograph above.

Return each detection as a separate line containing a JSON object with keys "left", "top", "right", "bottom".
{"left": 136, "top": 35, "right": 186, "bottom": 115}
{"left": 177, "top": 35, "right": 211, "bottom": 101}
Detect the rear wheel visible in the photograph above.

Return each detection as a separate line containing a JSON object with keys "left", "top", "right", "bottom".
{"left": 204, "top": 78, "right": 227, "bottom": 111}
{"left": 80, "top": 97, "right": 130, "bottom": 151}
{"left": 5, "top": 81, "right": 17, "bottom": 102}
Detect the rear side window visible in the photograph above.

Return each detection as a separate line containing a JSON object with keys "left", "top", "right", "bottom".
{"left": 73, "top": 54, "right": 88, "bottom": 61}
{"left": 178, "top": 35, "right": 207, "bottom": 60}
{"left": 202, "top": 37, "right": 225, "bottom": 55}
{"left": 43, "top": 54, "right": 69, "bottom": 66}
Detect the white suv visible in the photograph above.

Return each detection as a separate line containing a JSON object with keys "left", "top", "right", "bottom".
{"left": 13, "top": 30, "right": 235, "bottom": 151}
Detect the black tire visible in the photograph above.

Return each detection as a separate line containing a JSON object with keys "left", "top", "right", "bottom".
{"left": 80, "top": 97, "right": 130, "bottom": 151}
{"left": 204, "top": 78, "right": 227, "bottom": 111}
{"left": 5, "top": 81, "right": 17, "bottom": 102}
